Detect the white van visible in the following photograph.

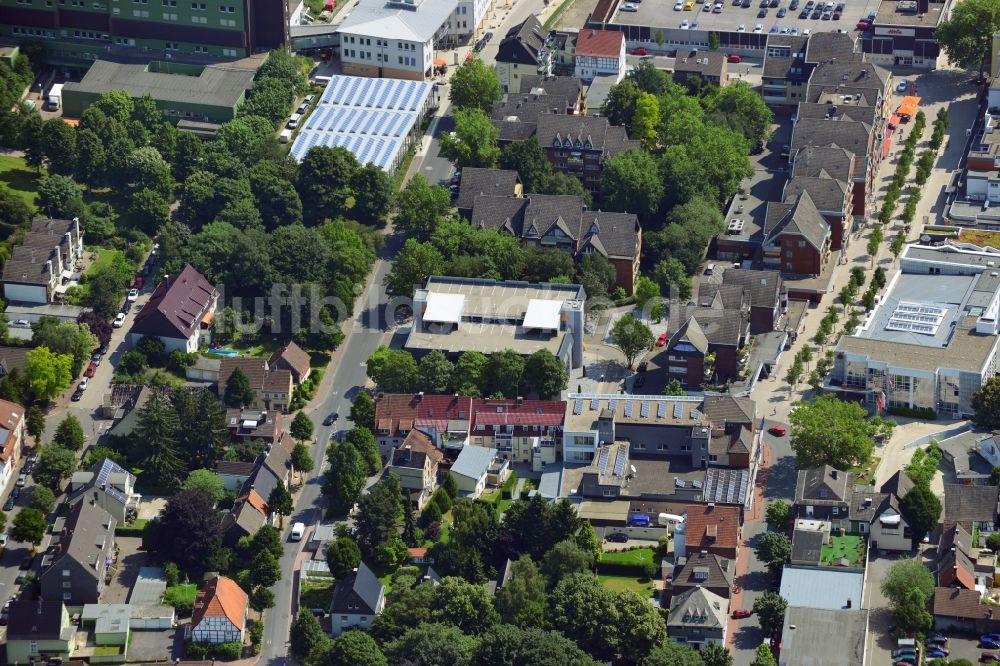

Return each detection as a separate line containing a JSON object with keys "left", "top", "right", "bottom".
{"left": 290, "top": 522, "right": 305, "bottom": 541}
{"left": 704, "top": 263, "right": 716, "bottom": 275}
{"left": 287, "top": 113, "right": 302, "bottom": 129}
{"left": 279, "top": 129, "right": 292, "bottom": 144}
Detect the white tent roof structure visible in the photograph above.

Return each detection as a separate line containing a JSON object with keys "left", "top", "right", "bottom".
{"left": 423, "top": 292, "right": 465, "bottom": 324}
{"left": 522, "top": 299, "right": 563, "bottom": 330}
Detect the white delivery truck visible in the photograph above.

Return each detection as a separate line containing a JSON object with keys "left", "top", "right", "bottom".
{"left": 290, "top": 522, "right": 305, "bottom": 541}
{"left": 46, "top": 83, "right": 63, "bottom": 111}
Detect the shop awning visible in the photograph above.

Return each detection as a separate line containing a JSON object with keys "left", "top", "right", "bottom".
{"left": 888, "top": 114, "right": 899, "bottom": 128}
{"left": 883, "top": 137, "right": 892, "bottom": 158}
{"left": 433, "top": 59, "right": 447, "bottom": 66}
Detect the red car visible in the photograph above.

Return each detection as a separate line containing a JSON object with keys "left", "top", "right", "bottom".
{"left": 982, "top": 654, "right": 1000, "bottom": 664}
{"left": 84, "top": 362, "right": 97, "bottom": 378}
{"left": 655, "top": 332, "right": 668, "bottom": 346}
{"left": 134, "top": 274, "right": 144, "bottom": 289}
{"left": 856, "top": 19, "right": 870, "bottom": 29}
{"left": 732, "top": 609, "right": 752, "bottom": 619}
{"left": 767, "top": 425, "right": 787, "bottom": 436}
{"left": 628, "top": 47, "right": 649, "bottom": 56}
{"left": 727, "top": 54, "right": 742, "bottom": 63}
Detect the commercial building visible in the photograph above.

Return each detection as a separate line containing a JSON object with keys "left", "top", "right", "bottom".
{"left": 779, "top": 566, "right": 865, "bottom": 610}
{"left": 406, "top": 276, "right": 587, "bottom": 369}
{"left": 336, "top": 0, "right": 456, "bottom": 81}
{"left": 469, "top": 191, "right": 642, "bottom": 292}
{"left": 495, "top": 15, "right": 552, "bottom": 92}
{"left": 779, "top": 607, "right": 869, "bottom": 666}
{"left": 826, "top": 244, "right": 1000, "bottom": 417}
{"left": 63, "top": 56, "right": 261, "bottom": 131}
{"left": 0, "top": 0, "right": 287, "bottom": 66}
{"left": 2, "top": 217, "right": 84, "bottom": 304}
{"left": 573, "top": 28, "right": 625, "bottom": 83}
{"left": 966, "top": 110, "right": 1000, "bottom": 204}
{"left": 289, "top": 74, "right": 434, "bottom": 172}
{"left": 861, "top": 0, "right": 951, "bottom": 70}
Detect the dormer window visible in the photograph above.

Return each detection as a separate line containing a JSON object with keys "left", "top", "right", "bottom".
{"left": 819, "top": 489, "right": 828, "bottom": 499}
{"left": 563, "top": 138, "right": 572, "bottom": 148}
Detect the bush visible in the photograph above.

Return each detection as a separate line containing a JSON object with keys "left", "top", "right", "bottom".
{"left": 115, "top": 525, "right": 146, "bottom": 537}
{"left": 164, "top": 561, "right": 180, "bottom": 586}
{"left": 888, "top": 405, "right": 937, "bottom": 420}
{"left": 215, "top": 642, "right": 244, "bottom": 661}
{"left": 249, "top": 619, "right": 264, "bottom": 656}
{"left": 186, "top": 642, "right": 208, "bottom": 660}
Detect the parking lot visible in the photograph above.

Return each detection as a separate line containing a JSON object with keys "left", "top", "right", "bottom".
{"left": 616, "top": 0, "right": 881, "bottom": 36}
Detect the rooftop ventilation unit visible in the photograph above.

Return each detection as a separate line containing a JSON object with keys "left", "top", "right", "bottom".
{"left": 727, "top": 219, "right": 746, "bottom": 234}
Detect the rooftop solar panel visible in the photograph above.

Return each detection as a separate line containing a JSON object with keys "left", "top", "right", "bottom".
{"left": 640, "top": 401, "right": 650, "bottom": 417}
{"left": 574, "top": 399, "right": 583, "bottom": 415}
{"left": 598, "top": 447, "right": 610, "bottom": 472}
{"left": 590, "top": 398, "right": 599, "bottom": 410}
{"left": 624, "top": 401, "right": 634, "bottom": 417}
{"left": 613, "top": 450, "right": 626, "bottom": 477}
{"left": 608, "top": 399, "right": 618, "bottom": 411}
{"left": 673, "top": 403, "right": 683, "bottom": 418}
{"left": 657, "top": 402, "right": 666, "bottom": 418}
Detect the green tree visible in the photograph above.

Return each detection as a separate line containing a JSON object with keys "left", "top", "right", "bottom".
{"left": 991, "top": 465, "right": 1000, "bottom": 486}
{"left": 354, "top": 473, "right": 403, "bottom": 558}
{"left": 125, "top": 146, "right": 174, "bottom": 198}
{"left": 935, "top": 0, "right": 1000, "bottom": 81}
{"left": 345, "top": 427, "right": 382, "bottom": 475}
{"left": 442, "top": 471, "right": 458, "bottom": 499}
{"left": 601, "top": 149, "right": 664, "bottom": 222}
{"left": 541, "top": 539, "right": 594, "bottom": 582}
{"left": 578, "top": 251, "right": 617, "bottom": 298}
{"left": 900, "top": 484, "right": 942, "bottom": 545}
{"left": 290, "top": 610, "right": 327, "bottom": 659}
{"left": 755, "top": 531, "right": 792, "bottom": 573}
{"left": 291, "top": 443, "right": 314, "bottom": 474}
{"left": 704, "top": 81, "right": 774, "bottom": 149}
{"left": 32, "top": 318, "right": 98, "bottom": 377}
{"left": 351, "top": 163, "right": 394, "bottom": 224}
{"left": 548, "top": 573, "right": 618, "bottom": 660}
{"left": 132, "top": 391, "right": 185, "bottom": 491}
{"left": 240, "top": 76, "right": 294, "bottom": 125}
{"left": 663, "top": 379, "right": 686, "bottom": 396}
{"left": 52, "top": 414, "right": 85, "bottom": 452}
{"left": 449, "top": 57, "right": 503, "bottom": 112}
{"left": 28, "top": 485, "right": 56, "bottom": 514}
{"left": 384, "top": 623, "right": 477, "bottom": 666}
{"left": 496, "top": 555, "right": 549, "bottom": 628}
{"left": 653, "top": 257, "right": 693, "bottom": 300}
{"left": 499, "top": 138, "right": 555, "bottom": 193}
{"left": 350, "top": 391, "right": 376, "bottom": 430}
{"left": 985, "top": 532, "right": 1000, "bottom": 553}
{"left": 319, "top": 627, "right": 387, "bottom": 666}
{"left": 440, "top": 108, "right": 500, "bottom": 168}
{"left": 880, "top": 558, "right": 934, "bottom": 608}
{"left": 268, "top": 483, "right": 294, "bottom": 519}
{"left": 394, "top": 174, "right": 452, "bottom": 241}
{"left": 24, "top": 347, "right": 73, "bottom": 402}
{"left": 40, "top": 118, "right": 77, "bottom": 175}
{"left": 483, "top": 349, "right": 526, "bottom": 398}
{"left": 12, "top": 507, "right": 47, "bottom": 547}
{"left": 75, "top": 128, "right": 107, "bottom": 186}
{"left": 610, "top": 314, "right": 654, "bottom": 369}
{"left": 418, "top": 349, "right": 454, "bottom": 394}
{"left": 634, "top": 276, "right": 660, "bottom": 309}
{"left": 894, "top": 587, "right": 933, "bottom": 633}
{"left": 701, "top": 642, "right": 734, "bottom": 666}
{"left": 384, "top": 239, "right": 446, "bottom": 298}
{"left": 789, "top": 395, "right": 876, "bottom": 470}
{"left": 33, "top": 445, "right": 76, "bottom": 489}
{"left": 26, "top": 405, "right": 44, "bottom": 443}
{"left": 326, "top": 535, "right": 362, "bottom": 578}
{"left": 375, "top": 349, "right": 419, "bottom": 394}
{"left": 643, "top": 641, "right": 705, "bottom": 666}
{"left": 182, "top": 469, "right": 226, "bottom": 504}
{"left": 290, "top": 412, "right": 314, "bottom": 444}
{"left": 522, "top": 349, "right": 568, "bottom": 400}
{"left": 249, "top": 586, "right": 276, "bottom": 614}
{"left": 37, "top": 174, "right": 84, "bottom": 219}
{"left": 751, "top": 644, "right": 777, "bottom": 666}
{"left": 765, "top": 499, "right": 791, "bottom": 531}
{"left": 250, "top": 547, "right": 282, "bottom": 588}
{"left": 752, "top": 591, "right": 788, "bottom": 636}
{"left": 224, "top": 367, "right": 254, "bottom": 407}
{"left": 297, "top": 145, "right": 359, "bottom": 224}
{"left": 323, "top": 441, "right": 366, "bottom": 516}
{"left": 972, "top": 376, "right": 1000, "bottom": 428}
{"left": 454, "top": 351, "right": 487, "bottom": 397}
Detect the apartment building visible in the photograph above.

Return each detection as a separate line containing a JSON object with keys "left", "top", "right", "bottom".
{"left": 2, "top": 217, "right": 84, "bottom": 304}
{"left": 533, "top": 114, "right": 639, "bottom": 195}
{"left": 0, "top": 0, "right": 287, "bottom": 65}
{"left": 495, "top": 15, "right": 552, "bottom": 92}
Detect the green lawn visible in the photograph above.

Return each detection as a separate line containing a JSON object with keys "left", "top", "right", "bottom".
{"left": 849, "top": 456, "right": 881, "bottom": 485}
{"left": 0, "top": 155, "right": 42, "bottom": 205}
{"left": 299, "top": 577, "right": 335, "bottom": 610}
{"left": 597, "top": 574, "right": 656, "bottom": 597}
{"left": 819, "top": 534, "right": 866, "bottom": 567}
{"left": 599, "top": 548, "right": 655, "bottom": 567}
{"left": 163, "top": 583, "right": 198, "bottom": 608}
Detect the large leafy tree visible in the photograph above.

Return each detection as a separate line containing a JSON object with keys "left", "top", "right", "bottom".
{"left": 182, "top": 469, "right": 226, "bottom": 504}
{"left": 752, "top": 591, "right": 788, "bottom": 636}
{"left": 318, "top": 628, "right": 387, "bottom": 666}
{"left": 881, "top": 559, "right": 935, "bottom": 632}
{"left": 224, "top": 367, "right": 254, "bottom": 407}
{"left": 290, "top": 611, "right": 327, "bottom": 660}
{"left": 704, "top": 81, "right": 774, "bottom": 149}
{"left": 322, "top": 440, "right": 367, "bottom": 516}
{"left": 601, "top": 149, "right": 663, "bottom": 223}
{"left": 449, "top": 57, "right": 503, "bottom": 112}
{"left": 755, "top": 531, "right": 792, "bottom": 573}
{"left": 12, "top": 507, "right": 47, "bottom": 546}
{"left": 171, "top": 388, "right": 228, "bottom": 470}
{"left": 24, "top": 347, "right": 73, "bottom": 402}
{"left": 384, "top": 623, "right": 478, "bottom": 666}
{"left": 610, "top": 314, "right": 654, "bottom": 369}
{"left": 418, "top": 350, "right": 454, "bottom": 394}
{"left": 577, "top": 252, "right": 617, "bottom": 299}
{"left": 483, "top": 349, "right": 525, "bottom": 398}
{"left": 440, "top": 108, "right": 500, "bottom": 168}
{"left": 393, "top": 175, "right": 451, "bottom": 241}
{"left": 351, "top": 163, "right": 394, "bottom": 224}
{"left": 496, "top": 555, "right": 548, "bottom": 628}
{"left": 354, "top": 473, "right": 403, "bottom": 558}
{"left": 249, "top": 161, "right": 303, "bottom": 229}
{"left": 350, "top": 391, "right": 376, "bottom": 430}
{"left": 474, "top": 624, "right": 600, "bottom": 666}
{"left": 935, "top": 0, "right": 1000, "bottom": 81}
{"left": 701, "top": 643, "right": 735, "bottom": 666}
{"left": 344, "top": 427, "right": 382, "bottom": 476}
{"left": 33, "top": 445, "right": 76, "bottom": 489}
{"left": 751, "top": 644, "right": 777, "bottom": 666}
{"left": 548, "top": 573, "right": 619, "bottom": 660}
{"left": 384, "top": 239, "right": 446, "bottom": 298}
{"left": 972, "top": 376, "right": 1000, "bottom": 428}
{"left": 642, "top": 641, "right": 705, "bottom": 666}
{"left": 53, "top": 415, "right": 85, "bottom": 452}
{"left": 788, "top": 394, "right": 876, "bottom": 470}
{"left": 31, "top": 319, "right": 97, "bottom": 377}
{"left": 297, "top": 145, "right": 359, "bottom": 224}
{"left": 147, "top": 489, "right": 222, "bottom": 576}
{"left": 326, "top": 535, "right": 362, "bottom": 578}
{"left": 454, "top": 351, "right": 488, "bottom": 397}
{"left": 499, "top": 138, "right": 554, "bottom": 193}
{"left": 290, "top": 412, "right": 314, "bottom": 444}
{"left": 522, "top": 349, "right": 568, "bottom": 400}
{"left": 900, "top": 484, "right": 942, "bottom": 545}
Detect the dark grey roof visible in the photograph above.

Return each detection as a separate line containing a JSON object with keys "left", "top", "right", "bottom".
{"left": 783, "top": 176, "right": 849, "bottom": 214}
{"left": 791, "top": 145, "right": 855, "bottom": 181}
{"left": 517, "top": 74, "right": 583, "bottom": 106}
{"left": 803, "top": 32, "right": 858, "bottom": 64}
{"left": 762, "top": 55, "right": 806, "bottom": 81}
{"left": 579, "top": 210, "right": 640, "bottom": 259}
{"left": 535, "top": 113, "right": 639, "bottom": 156}
{"left": 807, "top": 57, "right": 890, "bottom": 94}
{"left": 456, "top": 168, "right": 520, "bottom": 212}
{"left": 2, "top": 218, "right": 76, "bottom": 286}
{"left": 721, "top": 269, "right": 783, "bottom": 309}
{"left": 496, "top": 15, "right": 548, "bottom": 67}
{"left": 765, "top": 190, "right": 831, "bottom": 251}
{"left": 331, "top": 562, "right": 385, "bottom": 615}
{"left": 791, "top": 528, "right": 825, "bottom": 564}
{"left": 703, "top": 394, "right": 755, "bottom": 425}
{"left": 768, "top": 34, "right": 809, "bottom": 50}
{"left": 796, "top": 101, "right": 877, "bottom": 124}
{"left": 796, "top": 466, "right": 851, "bottom": 505}
{"left": 790, "top": 117, "right": 872, "bottom": 157}
{"left": 944, "top": 484, "right": 999, "bottom": 525}
{"left": 492, "top": 97, "right": 567, "bottom": 124}
{"left": 7, "top": 600, "right": 68, "bottom": 639}
{"left": 673, "top": 50, "right": 726, "bottom": 78}
{"left": 667, "top": 316, "right": 709, "bottom": 354}
{"left": 698, "top": 283, "right": 747, "bottom": 310}
{"left": 846, "top": 486, "right": 888, "bottom": 522}
{"left": 470, "top": 194, "right": 529, "bottom": 233}
{"left": 880, "top": 470, "right": 914, "bottom": 499}
{"left": 215, "top": 460, "right": 257, "bottom": 477}
{"left": 493, "top": 119, "right": 539, "bottom": 143}
{"left": 689, "top": 308, "right": 747, "bottom": 346}
{"left": 52, "top": 500, "right": 116, "bottom": 581}
{"left": 671, "top": 551, "right": 734, "bottom": 591}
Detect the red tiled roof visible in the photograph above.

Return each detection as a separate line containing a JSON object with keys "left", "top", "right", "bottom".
{"left": 407, "top": 547, "right": 429, "bottom": 558}
{"left": 374, "top": 394, "right": 473, "bottom": 436}
{"left": 470, "top": 398, "right": 566, "bottom": 428}
{"left": 236, "top": 489, "right": 269, "bottom": 516}
{"left": 192, "top": 576, "right": 247, "bottom": 630}
{"left": 685, "top": 504, "right": 741, "bottom": 552}
{"left": 0, "top": 399, "right": 23, "bottom": 463}
{"left": 933, "top": 587, "right": 988, "bottom": 620}
{"left": 402, "top": 429, "right": 443, "bottom": 464}
{"left": 575, "top": 29, "right": 624, "bottom": 57}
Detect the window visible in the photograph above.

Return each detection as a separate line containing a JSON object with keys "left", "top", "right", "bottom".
{"left": 165, "top": 42, "right": 178, "bottom": 50}
{"left": 62, "top": 569, "right": 71, "bottom": 577}
{"left": 63, "top": 592, "right": 72, "bottom": 600}
{"left": 163, "top": 12, "right": 176, "bottom": 18}
{"left": 63, "top": 581, "right": 72, "bottom": 588}
{"left": 832, "top": 506, "right": 839, "bottom": 515}
{"left": 786, "top": 251, "right": 793, "bottom": 258}
{"left": 195, "top": 45, "right": 208, "bottom": 53}
{"left": 799, "top": 240, "right": 806, "bottom": 248}
{"left": 786, "top": 262, "right": 793, "bottom": 270}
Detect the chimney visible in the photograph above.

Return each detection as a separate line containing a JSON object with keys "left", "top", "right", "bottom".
{"left": 707, "top": 502, "right": 715, "bottom": 510}
{"left": 917, "top": 0, "right": 928, "bottom": 12}
{"left": 516, "top": 396, "right": 524, "bottom": 405}
{"left": 846, "top": 598, "right": 852, "bottom": 608}
{"left": 416, "top": 392, "right": 424, "bottom": 402}
{"left": 831, "top": 469, "right": 838, "bottom": 479}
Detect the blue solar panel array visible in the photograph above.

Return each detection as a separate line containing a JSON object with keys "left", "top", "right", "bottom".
{"left": 291, "top": 75, "right": 434, "bottom": 171}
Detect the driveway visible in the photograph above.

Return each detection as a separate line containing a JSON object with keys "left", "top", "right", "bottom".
{"left": 104, "top": 536, "right": 148, "bottom": 604}
{"left": 129, "top": 627, "right": 182, "bottom": 662}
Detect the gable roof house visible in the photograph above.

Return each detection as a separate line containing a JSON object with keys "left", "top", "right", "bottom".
{"left": 716, "top": 268, "right": 785, "bottom": 334}
{"left": 944, "top": 484, "right": 999, "bottom": 533}
{"left": 267, "top": 341, "right": 312, "bottom": 385}
{"left": 6, "top": 600, "right": 74, "bottom": 664}
{"left": 373, "top": 393, "right": 473, "bottom": 454}
{"left": 225, "top": 407, "right": 285, "bottom": 445}
{"left": 2, "top": 218, "right": 84, "bottom": 305}
{"left": 937, "top": 523, "right": 977, "bottom": 590}
{"left": 129, "top": 264, "right": 218, "bottom": 353}
{"left": 782, "top": 175, "right": 851, "bottom": 251}
{"left": 468, "top": 396, "right": 565, "bottom": 467}
{"left": 330, "top": 562, "right": 387, "bottom": 635}
{"left": 39, "top": 500, "right": 117, "bottom": 608}
{"left": 932, "top": 586, "right": 1000, "bottom": 634}
{"left": 214, "top": 459, "right": 257, "bottom": 492}
{"left": 532, "top": 114, "right": 640, "bottom": 196}
{"left": 451, "top": 445, "right": 500, "bottom": 499}
{"left": 68, "top": 458, "right": 140, "bottom": 524}
{"left": 666, "top": 586, "right": 729, "bottom": 649}
{"left": 190, "top": 576, "right": 248, "bottom": 644}
{"left": 573, "top": 28, "right": 625, "bottom": 83}
{"left": 218, "top": 356, "right": 294, "bottom": 413}
{"left": 0, "top": 397, "right": 25, "bottom": 498}
{"left": 795, "top": 466, "right": 851, "bottom": 522}
{"left": 665, "top": 302, "right": 751, "bottom": 388}
{"left": 764, "top": 190, "right": 832, "bottom": 277}
{"left": 684, "top": 503, "right": 742, "bottom": 560}
{"left": 456, "top": 167, "right": 523, "bottom": 218}
{"left": 495, "top": 15, "right": 552, "bottom": 92}
{"left": 220, "top": 488, "right": 270, "bottom": 546}
{"left": 517, "top": 74, "right": 585, "bottom": 113}
{"left": 672, "top": 49, "right": 728, "bottom": 88}
{"left": 760, "top": 35, "right": 810, "bottom": 108}
{"left": 389, "top": 429, "right": 444, "bottom": 510}
{"left": 662, "top": 551, "right": 734, "bottom": 606}
{"left": 470, "top": 193, "right": 642, "bottom": 292}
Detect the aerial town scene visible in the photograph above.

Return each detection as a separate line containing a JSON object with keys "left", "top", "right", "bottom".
{"left": 1, "top": 0, "right": 1000, "bottom": 663}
